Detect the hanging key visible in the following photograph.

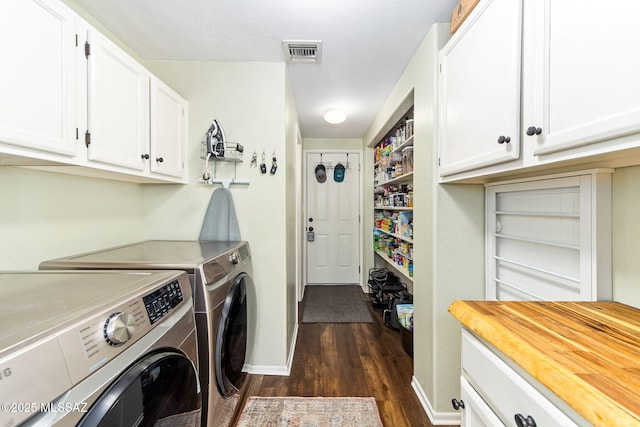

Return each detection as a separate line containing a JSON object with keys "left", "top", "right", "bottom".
{"left": 260, "top": 151, "right": 267, "bottom": 174}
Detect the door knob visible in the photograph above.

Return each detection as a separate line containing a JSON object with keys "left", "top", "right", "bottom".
{"left": 309, "top": 218, "right": 314, "bottom": 222}
{"left": 497, "top": 136, "right": 511, "bottom": 144}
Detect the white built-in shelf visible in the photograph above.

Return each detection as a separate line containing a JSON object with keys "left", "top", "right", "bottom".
{"left": 375, "top": 171, "right": 414, "bottom": 188}
{"left": 374, "top": 250, "right": 413, "bottom": 283}
{"left": 374, "top": 228, "right": 413, "bottom": 244}
{"left": 374, "top": 206, "right": 413, "bottom": 211}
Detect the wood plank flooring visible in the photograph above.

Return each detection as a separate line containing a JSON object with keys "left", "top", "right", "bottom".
{"left": 237, "top": 291, "right": 453, "bottom": 426}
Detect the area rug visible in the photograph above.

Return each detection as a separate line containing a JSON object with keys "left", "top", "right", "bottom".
{"left": 236, "top": 397, "right": 383, "bottom": 427}
{"left": 301, "top": 285, "right": 373, "bottom": 323}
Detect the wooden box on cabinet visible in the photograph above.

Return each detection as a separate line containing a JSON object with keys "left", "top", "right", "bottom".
{"left": 450, "top": 0, "right": 481, "bottom": 34}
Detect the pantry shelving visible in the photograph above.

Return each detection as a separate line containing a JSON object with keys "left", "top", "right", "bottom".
{"left": 373, "top": 107, "right": 414, "bottom": 283}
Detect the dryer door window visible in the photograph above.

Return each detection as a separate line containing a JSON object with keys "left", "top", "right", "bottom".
{"left": 215, "top": 273, "right": 252, "bottom": 397}
{"left": 78, "top": 351, "right": 201, "bottom": 427}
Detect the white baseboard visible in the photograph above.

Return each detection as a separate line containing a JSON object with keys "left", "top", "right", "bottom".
{"left": 412, "top": 376, "right": 461, "bottom": 425}
{"left": 244, "top": 322, "right": 299, "bottom": 376}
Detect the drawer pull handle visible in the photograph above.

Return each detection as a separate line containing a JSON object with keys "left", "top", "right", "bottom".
{"left": 515, "top": 414, "right": 537, "bottom": 427}
{"left": 451, "top": 398, "right": 465, "bottom": 410}
{"left": 526, "top": 126, "right": 542, "bottom": 136}
{"left": 497, "top": 135, "right": 511, "bottom": 144}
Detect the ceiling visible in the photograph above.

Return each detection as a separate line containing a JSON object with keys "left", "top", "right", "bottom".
{"left": 67, "top": 0, "right": 457, "bottom": 139}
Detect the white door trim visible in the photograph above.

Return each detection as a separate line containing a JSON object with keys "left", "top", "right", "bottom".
{"left": 302, "top": 149, "right": 363, "bottom": 292}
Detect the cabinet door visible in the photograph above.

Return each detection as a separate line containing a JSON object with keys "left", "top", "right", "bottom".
{"left": 149, "top": 77, "right": 186, "bottom": 179}
{"left": 460, "top": 378, "right": 505, "bottom": 427}
{"left": 0, "top": 0, "right": 76, "bottom": 157}
{"left": 534, "top": 0, "right": 640, "bottom": 155}
{"left": 439, "top": 0, "right": 523, "bottom": 177}
{"left": 86, "top": 28, "right": 148, "bottom": 171}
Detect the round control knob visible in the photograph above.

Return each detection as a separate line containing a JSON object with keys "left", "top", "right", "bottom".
{"left": 103, "top": 312, "right": 136, "bottom": 346}
{"left": 230, "top": 251, "right": 239, "bottom": 264}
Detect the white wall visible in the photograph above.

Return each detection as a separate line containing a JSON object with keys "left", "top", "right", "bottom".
{"left": 303, "top": 138, "right": 363, "bottom": 151}
{"left": 0, "top": 58, "right": 299, "bottom": 373}
{"left": 143, "top": 60, "right": 296, "bottom": 372}
{"left": 611, "top": 165, "right": 640, "bottom": 307}
{"left": 363, "top": 23, "right": 485, "bottom": 424}
{"left": 284, "top": 70, "right": 301, "bottom": 363}
{"left": 0, "top": 167, "right": 145, "bottom": 270}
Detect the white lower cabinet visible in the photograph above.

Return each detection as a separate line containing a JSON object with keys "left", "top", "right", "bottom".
{"left": 460, "top": 378, "right": 504, "bottom": 427}
{"left": 456, "top": 329, "right": 586, "bottom": 427}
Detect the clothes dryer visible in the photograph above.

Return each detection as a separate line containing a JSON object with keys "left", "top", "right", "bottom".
{"left": 41, "top": 241, "right": 254, "bottom": 427}
{"left": 0, "top": 270, "right": 200, "bottom": 427}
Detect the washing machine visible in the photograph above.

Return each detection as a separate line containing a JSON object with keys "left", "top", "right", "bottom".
{"left": 0, "top": 270, "right": 200, "bottom": 427}
{"left": 41, "top": 241, "right": 254, "bottom": 427}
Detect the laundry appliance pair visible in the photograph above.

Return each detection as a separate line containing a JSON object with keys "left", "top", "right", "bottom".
{"left": 40, "top": 240, "right": 254, "bottom": 427}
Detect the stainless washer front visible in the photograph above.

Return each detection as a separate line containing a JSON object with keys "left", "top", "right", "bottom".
{"left": 0, "top": 270, "right": 200, "bottom": 427}
{"left": 41, "top": 241, "right": 254, "bottom": 427}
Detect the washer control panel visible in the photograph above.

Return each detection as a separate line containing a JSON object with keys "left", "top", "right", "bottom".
{"left": 143, "top": 279, "right": 184, "bottom": 324}
{"left": 56, "top": 275, "right": 190, "bottom": 385}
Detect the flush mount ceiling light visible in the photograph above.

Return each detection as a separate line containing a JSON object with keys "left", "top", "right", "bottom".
{"left": 324, "top": 108, "right": 346, "bottom": 124}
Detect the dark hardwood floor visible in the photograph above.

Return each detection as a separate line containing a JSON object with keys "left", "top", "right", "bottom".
{"left": 237, "top": 291, "right": 452, "bottom": 427}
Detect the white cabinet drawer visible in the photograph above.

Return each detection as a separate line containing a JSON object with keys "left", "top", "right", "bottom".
{"left": 460, "top": 377, "right": 505, "bottom": 427}
{"left": 462, "top": 329, "right": 581, "bottom": 427}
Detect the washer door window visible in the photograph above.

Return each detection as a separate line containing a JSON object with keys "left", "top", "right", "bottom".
{"left": 78, "top": 351, "right": 201, "bottom": 427}
{"left": 215, "top": 273, "right": 252, "bottom": 397}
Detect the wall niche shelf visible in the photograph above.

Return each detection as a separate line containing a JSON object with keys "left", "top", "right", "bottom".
{"left": 372, "top": 105, "right": 414, "bottom": 283}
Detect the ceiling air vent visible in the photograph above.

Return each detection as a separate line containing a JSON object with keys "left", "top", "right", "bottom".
{"left": 283, "top": 40, "right": 322, "bottom": 64}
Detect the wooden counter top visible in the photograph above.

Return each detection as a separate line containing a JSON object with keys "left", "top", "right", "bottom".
{"left": 449, "top": 300, "right": 640, "bottom": 427}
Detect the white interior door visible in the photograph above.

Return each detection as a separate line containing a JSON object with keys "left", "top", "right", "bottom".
{"left": 306, "top": 152, "right": 360, "bottom": 284}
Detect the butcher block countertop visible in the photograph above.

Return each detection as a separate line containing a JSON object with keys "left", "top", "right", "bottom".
{"left": 448, "top": 300, "right": 640, "bottom": 427}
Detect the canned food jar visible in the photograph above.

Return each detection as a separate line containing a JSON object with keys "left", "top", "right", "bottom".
{"left": 405, "top": 119, "right": 414, "bottom": 139}
{"left": 402, "top": 146, "right": 414, "bottom": 173}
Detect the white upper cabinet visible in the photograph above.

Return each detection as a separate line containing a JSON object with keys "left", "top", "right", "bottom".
{"left": 438, "top": 0, "right": 523, "bottom": 177}
{"left": 0, "top": 0, "right": 77, "bottom": 157}
{"left": 149, "top": 77, "right": 187, "bottom": 179}
{"left": 0, "top": 0, "right": 187, "bottom": 183}
{"left": 85, "top": 27, "right": 149, "bottom": 172}
{"left": 439, "top": 0, "right": 640, "bottom": 182}
{"left": 531, "top": 1, "right": 640, "bottom": 156}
